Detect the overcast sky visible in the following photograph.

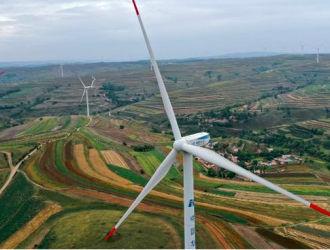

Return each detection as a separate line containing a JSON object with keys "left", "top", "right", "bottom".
{"left": 0, "top": 0, "right": 329, "bottom": 62}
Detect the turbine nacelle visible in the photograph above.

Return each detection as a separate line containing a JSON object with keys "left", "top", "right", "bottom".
{"left": 174, "top": 132, "right": 210, "bottom": 151}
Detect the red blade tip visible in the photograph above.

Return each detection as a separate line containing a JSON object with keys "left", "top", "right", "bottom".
{"left": 310, "top": 203, "right": 330, "bottom": 217}
{"left": 105, "top": 227, "right": 117, "bottom": 241}
{"left": 132, "top": 0, "right": 140, "bottom": 15}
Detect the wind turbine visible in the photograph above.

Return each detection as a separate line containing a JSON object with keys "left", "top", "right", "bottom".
{"left": 105, "top": 1, "right": 330, "bottom": 248}
{"left": 79, "top": 75, "right": 96, "bottom": 117}
{"left": 314, "top": 45, "right": 322, "bottom": 63}
{"left": 300, "top": 44, "right": 305, "bottom": 56}
{"left": 59, "top": 63, "right": 64, "bottom": 78}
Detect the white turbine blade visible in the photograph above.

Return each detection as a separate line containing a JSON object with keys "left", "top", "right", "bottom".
{"left": 78, "top": 75, "right": 86, "bottom": 88}
{"left": 182, "top": 144, "right": 330, "bottom": 217}
{"left": 105, "top": 149, "right": 178, "bottom": 240}
{"left": 80, "top": 89, "right": 86, "bottom": 102}
{"left": 91, "top": 76, "right": 96, "bottom": 87}
{"left": 132, "top": 0, "right": 181, "bottom": 140}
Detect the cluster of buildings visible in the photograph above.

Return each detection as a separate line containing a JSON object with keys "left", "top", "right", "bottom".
{"left": 198, "top": 142, "right": 301, "bottom": 178}
{"left": 258, "top": 155, "right": 302, "bottom": 167}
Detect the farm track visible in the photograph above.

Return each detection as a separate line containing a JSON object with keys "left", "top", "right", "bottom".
{"left": 0, "top": 204, "right": 63, "bottom": 249}
{"left": 197, "top": 216, "right": 233, "bottom": 249}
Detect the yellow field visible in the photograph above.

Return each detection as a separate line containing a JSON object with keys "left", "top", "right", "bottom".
{"left": 101, "top": 150, "right": 129, "bottom": 169}
{"left": 89, "top": 149, "right": 131, "bottom": 185}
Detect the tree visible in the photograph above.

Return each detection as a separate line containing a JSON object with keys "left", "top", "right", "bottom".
{"left": 207, "top": 168, "right": 217, "bottom": 177}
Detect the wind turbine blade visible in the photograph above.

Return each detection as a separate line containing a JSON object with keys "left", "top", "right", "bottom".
{"left": 78, "top": 75, "right": 86, "bottom": 88}
{"left": 132, "top": 0, "right": 182, "bottom": 140}
{"left": 105, "top": 149, "right": 178, "bottom": 240}
{"left": 182, "top": 144, "right": 330, "bottom": 217}
{"left": 80, "top": 89, "right": 86, "bottom": 102}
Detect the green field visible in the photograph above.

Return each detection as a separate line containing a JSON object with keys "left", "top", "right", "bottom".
{"left": 131, "top": 150, "right": 180, "bottom": 181}
{"left": 0, "top": 173, "right": 45, "bottom": 243}
{"left": 38, "top": 210, "right": 182, "bottom": 249}
{"left": 20, "top": 118, "right": 58, "bottom": 136}
{"left": 109, "top": 165, "right": 148, "bottom": 186}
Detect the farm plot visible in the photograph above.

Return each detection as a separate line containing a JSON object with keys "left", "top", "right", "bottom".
{"left": 89, "top": 149, "right": 131, "bottom": 185}
{"left": 0, "top": 170, "right": 10, "bottom": 188}
{"left": 20, "top": 118, "right": 59, "bottom": 136}
{"left": 131, "top": 150, "right": 180, "bottom": 180}
{"left": 0, "top": 204, "right": 63, "bottom": 249}
{"left": 0, "top": 153, "right": 9, "bottom": 169}
{"left": 276, "top": 227, "right": 330, "bottom": 249}
{"left": 101, "top": 150, "right": 129, "bottom": 169}
{"left": 299, "top": 120, "right": 330, "bottom": 132}
{"left": 0, "top": 173, "right": 46, "bottom": 244}
{"left": 74, "top": 144, "right": 120, "bottom": 186}
{"left": 0, "top": 122, "right": 34, "bottom": 141}
{"left": 232, "top": 224, "right": 282, "bottom": 249}
{"left": 38, "top": 210, "right": 182, "bottom": 249}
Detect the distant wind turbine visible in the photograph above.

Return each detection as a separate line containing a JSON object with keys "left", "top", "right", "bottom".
{"left": 79, "top": 76, "right": 96, "bottom": 117}
{"left": 59, "top": 63, "right": 64, "bottom": 78}
{"left": 104, "top": 1, "right": 330, "bottom": 249}
{"left": 300, "top": 44, "right": 305, "bottom": 56}
{"left": 314, "top": 46, "right": 322, "bottom": 63}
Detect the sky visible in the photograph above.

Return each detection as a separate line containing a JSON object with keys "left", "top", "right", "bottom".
{"left": 0, "top": 0, "right": 329, "bottom": 62}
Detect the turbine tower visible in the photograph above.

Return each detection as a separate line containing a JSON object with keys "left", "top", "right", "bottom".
{"left": 60, "top": 63, "right": 64, "bottom": 78}
{"left": 79, "top": 75, "right": 96, "bottom": 117}
{"left": 105, "top": 1, "right": 330, "bottom": 248}
{"left": 300, "top": 44, "right": 304, "bottom": 56}
{"left": 315, "top": 47, "right": 321, "bottom": 63}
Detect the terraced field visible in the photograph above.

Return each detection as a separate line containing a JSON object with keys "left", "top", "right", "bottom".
{"left": 1, "top": 55, "right": 330, "bottom": 249}
{"left": 101, "top": 150, "right": 129, "bottom": 169}
{"left": 1, "top": 114, "right": 330, "bottom": 249}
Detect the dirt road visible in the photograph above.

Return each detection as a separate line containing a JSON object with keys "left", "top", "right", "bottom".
{"left": 0, "top": 151, "right": 14, "bottom": 170}
{"left": 0, "top": 149, "right": 38, "bottom": 196}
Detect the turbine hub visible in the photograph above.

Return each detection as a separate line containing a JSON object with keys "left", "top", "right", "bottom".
{"left": 173, "top": 132, "right": 210, "bottom": 151}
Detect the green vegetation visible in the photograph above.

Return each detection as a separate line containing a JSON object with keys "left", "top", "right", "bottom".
{"left": 21, "top": 118, "right": 58, "bottom": 136}
{"left": 216, "top": 211, "right": 248, "bottom": 224}
{"left": 256, "top": 228, "right": 310, "bottom": 249}
{"left": 132, "top": 144, "right": 155, "bottom": 152}
{"left": 38, "top": 210, "right": 181, "bottom": 249}
{"left": 131, "top": 150, "right": 179, "bottom": 180}
{"left": 0, "top": 170, "right": 10, "bottom": 188}
{"left": 61, "top": 117, "right": 71, "bottom": 130}
{"left": 209, "top": 189, "right": 236, "bottom": 197}
{"left": 109, "top": 165, "right": 148, "bottom": 186}
{"left": 0, "top": 173, "right": 45, "bottom": 243}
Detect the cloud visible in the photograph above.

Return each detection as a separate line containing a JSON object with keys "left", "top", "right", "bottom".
{"left": 0, "top": 0, "right": 329, "bottom": 61}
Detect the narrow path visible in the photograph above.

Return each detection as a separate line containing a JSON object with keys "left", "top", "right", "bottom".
{"left": 0, "top": 148, "right": 38, "bottom": 195}
{"left": 0, "top": 151, "right": 14, "bottom": 170}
